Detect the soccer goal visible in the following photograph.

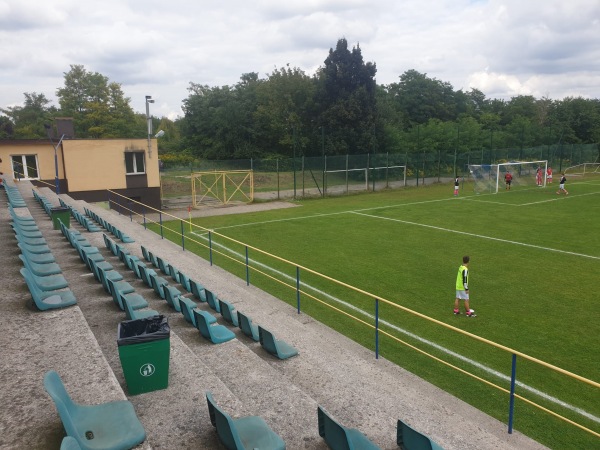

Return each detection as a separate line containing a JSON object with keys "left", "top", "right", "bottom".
{"left": 564, "top": 162, "right": 600, "bottom": 177}
{"left": 468, "top": 160, "right": 548, "bottom": 193}
{"left": 324, "top": 165, "right": 406, "bottom": 195}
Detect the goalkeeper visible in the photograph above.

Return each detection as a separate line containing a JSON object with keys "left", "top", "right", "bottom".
{"left": 454, "top": 256, "right": 476, "bottom": 317}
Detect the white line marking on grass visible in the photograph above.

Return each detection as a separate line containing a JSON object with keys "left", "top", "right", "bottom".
{"left": 519, "top": 191, "right": 600, "bottom": 206}
{"left": 351, "top": 211, "right": 600, "bottom": 260}
{"left": 197, "top": 234, "right": 600, "bottom": 425}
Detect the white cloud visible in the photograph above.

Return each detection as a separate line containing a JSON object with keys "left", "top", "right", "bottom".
{"left": 0, "top": 0, "right": 598, "bottom": 121}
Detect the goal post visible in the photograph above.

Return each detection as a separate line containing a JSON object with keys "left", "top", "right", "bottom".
{"left": 324, "top": 165, "right": 406, "bottom": 194}
{"left": 469, "top": 160, "right": 548, "bottom": 194}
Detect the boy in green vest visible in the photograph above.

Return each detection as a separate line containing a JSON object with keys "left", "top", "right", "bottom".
{"left": 454, "top": 255, "right": 476, "bottom": 317}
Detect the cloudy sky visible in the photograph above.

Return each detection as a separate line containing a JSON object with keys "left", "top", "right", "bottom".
{"left": 1, "top": 0, "right": 599, "bottom": 120}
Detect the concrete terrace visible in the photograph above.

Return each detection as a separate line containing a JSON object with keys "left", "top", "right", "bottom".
{"left": 0, "top": 181, "right": 548, "bottom": 450}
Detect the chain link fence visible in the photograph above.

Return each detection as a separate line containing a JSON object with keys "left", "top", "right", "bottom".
{"left": 160, "top": 143, "right": 598, "bottom": 205}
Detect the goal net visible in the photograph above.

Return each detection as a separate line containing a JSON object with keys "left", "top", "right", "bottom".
{"left": 468, "top": 160, "right": 548, "bottom": 194}
{"left": 324, "top": 165, "right": 406, "bottom": 195}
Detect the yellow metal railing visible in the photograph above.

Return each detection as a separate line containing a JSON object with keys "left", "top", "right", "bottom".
{"left": 106, "top": 189, "right": 599, "bottom": 441}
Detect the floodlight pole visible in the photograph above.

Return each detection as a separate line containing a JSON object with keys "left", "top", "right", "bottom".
{"left": 146, "top": 95, "right": 154, "bottom": 158}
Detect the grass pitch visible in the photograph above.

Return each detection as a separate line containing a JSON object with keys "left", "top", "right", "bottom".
{"left": 151, "top": 176, "right": 600, "bottom": 449}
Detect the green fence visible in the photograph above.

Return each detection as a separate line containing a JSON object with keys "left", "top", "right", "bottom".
{"left": 160, "top": 143, "right": 599, "bottom": 202}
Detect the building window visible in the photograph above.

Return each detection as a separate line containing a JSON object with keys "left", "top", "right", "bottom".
{"left": 11, "top": 155, "right": 39, "bottom": 180}
{"left": 125, "top": 152, "right": 145, "bottom": 174}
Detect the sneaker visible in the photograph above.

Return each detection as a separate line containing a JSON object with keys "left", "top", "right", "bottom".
{"left": 466, "top": 309, "right": 477, "bottom": 317}
{"left": 453, "top": 309, "right": 460, "bottom": 315}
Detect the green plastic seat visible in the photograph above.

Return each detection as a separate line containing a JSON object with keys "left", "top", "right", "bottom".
{"left": 140, "top": 245, "right": 151, "bottom": 263}
{"left": 218, "top": 299, "right": 239, "bottom": 327}
{"left": 177, "top": 271, "right": 192, "bottom": 292}
{"left": 192, "top": 308, "right": 218, "bottom": 328}
{"left": 189, "top": 278, "right": 207, "bottom": 302}
{"left": 196, "top": 310, "right": 235, "bottom": 344}
{"left": 237, "top": 311, "right": 259, "bottom": 342}
{"left": 163, "top": 285, "right": 182, "bottom": 312}
{"left": 167, "top": 264, "right": 180, "bottom": 282}
{"left": 123, "top": 253, "right": 141, "bottom": 272}
{"left": 258, "top": 326, "right": 298, "bottom": 360}
{"left": 97, "top": 266, "right": 127, "bottom": 295}
{"left": 20, "top": 268, "right": 76, "bottom": 311}
{"left": 132, "top": 260, "right": 147, "bottom": 279}
{"left": 116, "top": 245, "right": 130, "bottom": 263}
{"left": 138, "top": 265, "right": 158, "bottom": 288}
{"left": 318, "top": 406, "right": 381, "bottom": 450}
{"left": 86, "top": 257, "right": 115, "bottom": 282}
{"left": 18, "top": 243, "right": 56, "bottom": 264}
{"left": 115, "top": 228, "right": 135, "bottom": 243}
{"left": 60, "top": 436, "right": 82, "bottom": 450}
{"left": 106, "top": 278, "right": 148, "bottom": 311}
{"left": 397, "top": 420, "right": 444, "bottom": 450}
{"left": 156, "top": 256, "right": 170, "bottom": 275}
{"left": 15, "top": 234, "right": 47, "bottom": 246}
{"left": 17, "top": 240, "right": 51, "bottom": 254}
{"left": 205, "top": 289, "right": 221, "bottom": 313}
{"left": 122, "top": 295, "right": 159, "bottom": 321}
{"left": 24, "top": 269, "right": 68, "bottom": 292}
{"left": 44, "top": 370, "right": 146, "bottom": 450}
{"left": 19, "top": 254, "right": 62, "bottom": 277}
{"left": 102, "top": 233, "right": 118, "bottom": 255}
{"left": 149, "top": 272, "right": 169, "bottom": 299}
{"left": 179, "top": 297, "right": 201, "bottom": 326}
{"left": 205, "top": 392, "right": 285, "bottom": 450}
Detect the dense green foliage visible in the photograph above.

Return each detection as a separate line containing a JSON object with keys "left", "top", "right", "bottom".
{"left": 2, "top": 39, "right": 599, "bottom": 162}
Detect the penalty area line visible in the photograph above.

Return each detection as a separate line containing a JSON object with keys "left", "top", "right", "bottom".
{"left": 351, "top": 211, "right": 600, "bottom": 260}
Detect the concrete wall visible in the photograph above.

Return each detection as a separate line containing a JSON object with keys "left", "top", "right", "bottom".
{"left": 0, "top": 138, "right": 162, "bottom": 210}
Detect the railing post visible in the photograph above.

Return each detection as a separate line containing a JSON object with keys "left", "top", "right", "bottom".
{"left": 245, "top": 246, "right": 250, "bottom": 286}
{"left": 375, "top": 298, "right": 379, "bottom": 359}
{"left": 128, "top": 199, "right": 132, "bottom": 221}
{"left": 142, "top": 204, "right": 147, "bottom": 230}
{"left": 159, "top": 212, "right": 163, "bottom": 239}
{"left": 209, "top": 231, "right": 213, "bottom": 266}
{"left": 508, "top": 353, "right": 517, "bottom": 434}
{"left": 180, "top": 220, "right": 185, "bottom": 251}
{"left": 296, "top": 266, "right": 301, "bottom": 313}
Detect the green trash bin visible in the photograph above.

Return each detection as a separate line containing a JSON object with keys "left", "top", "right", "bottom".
{"left": 50, "top": 206, "right": 71, "bottom": 230}
{"left": 117, "top": 315, "right": 170, "bottom": 395}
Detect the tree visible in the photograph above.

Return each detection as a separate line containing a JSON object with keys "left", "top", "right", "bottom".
{"left": 317, "top": 38, "right": 377, "bottom": 155}
{"left": 387, "top": 70, "right": 459, "bottom": 126}
{"left": 56, "top": 65, "right": 136, "bottom": 138}
{"left": 0, "top": 92, "right": 57, "bottom": 138}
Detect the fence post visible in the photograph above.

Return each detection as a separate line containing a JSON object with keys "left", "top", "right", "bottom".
{"left": 180, "top": 220, "right": 185, "bottom": 251}
{"left": 245, "top": 246, "right": 250, "bottom": 286}
{"left": 508, "top": 353, "right": 517, "bottom": 434}
{"left": 159, "top": 212, "right": 163, "bottom": 239}
{"left": 375, "top": 298, "right": 379, "bottom": 359}
{"left": 296, "top": 266, "right": 301, "bottom": 314}
{"left": 142, "top": 204, "right": 147, "bottom": 230}
{"left": 209, "top": 231, "right": 213, "bottom": 266}
{"left": 128, "top": 199, "right": 132, "bottom": 221}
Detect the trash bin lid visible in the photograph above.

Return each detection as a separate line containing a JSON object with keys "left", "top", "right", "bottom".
{"left": 117, "top": 315, "right": 170, "bottom": 346}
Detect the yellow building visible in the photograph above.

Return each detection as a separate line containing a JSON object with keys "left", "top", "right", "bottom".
{"left": 0, "top": 137, "right": 161, "bottom": 211}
